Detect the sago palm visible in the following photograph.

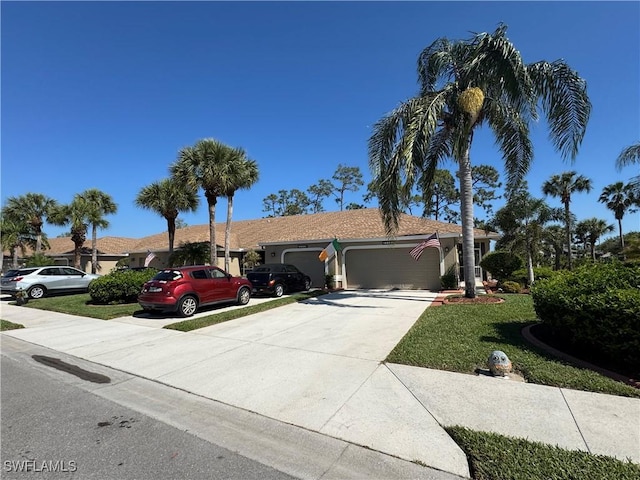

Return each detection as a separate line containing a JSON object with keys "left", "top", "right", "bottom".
{"left": 135, "top": 178, "right": 199, "bottom": 255}
{"left": 80, "top": 189, "right": 117, "bottom": 273}
{"left": 541, "top": 171, "right": 592, "bottom": 270}
{"left": 598, "top": 181, "right": 638, "bottom": 252}
{"left": 368, "top": 24, "right": 591, "bottom": 297}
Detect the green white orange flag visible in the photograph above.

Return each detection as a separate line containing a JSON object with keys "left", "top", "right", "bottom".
{"left": 318, "top": 239, "right": 342, "bottom": 262}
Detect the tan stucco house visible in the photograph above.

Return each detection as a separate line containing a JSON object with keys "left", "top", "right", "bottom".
{"left": 127, "top": 209, "right": 499, "bottom": 291}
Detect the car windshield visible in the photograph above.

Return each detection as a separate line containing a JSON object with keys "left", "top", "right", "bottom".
{"left": 152, "top": 270, "right": 183, "bottom": 281}
{"left": 2, "top": 269, "right": 21, "bottom": 278}
{"left": 14, "top": 268, "right": 39, "bottom": 276}
{"left": 252, "top": 266, "right": 272, "bottom": 272}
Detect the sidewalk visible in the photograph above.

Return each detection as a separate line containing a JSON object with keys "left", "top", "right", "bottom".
{"left": 1, "top": 295, "right": 638, "bottom": 478}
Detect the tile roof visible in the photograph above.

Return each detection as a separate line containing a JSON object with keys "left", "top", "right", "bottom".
{"left": 41, "top": 236, "right": 139, "bottom": 256}
{"left": 129, "top": 208, "right": 498, "bottom": 253}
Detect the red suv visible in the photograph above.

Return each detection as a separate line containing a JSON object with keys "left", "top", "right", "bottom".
{"left": 138, "top": 265, "right": 252, "bottom": 317}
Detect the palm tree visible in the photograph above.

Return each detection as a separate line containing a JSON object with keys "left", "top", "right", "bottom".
{"left": 575, "top": 218, "right": 614, "bottom": 261}
{"left": 598, "top": 181, "right": 638, "bottom": 253}
{"left": 221, "top": 151, "right": 259, "bottom": 272}
{"left": 616, "top": 141, "right": 640, "bottom": 195}
{"left": 0, "top": 213, "right": 36, "bottom": 268}
{"left": 542, "top": 171, "right": 592, "bottom": 270}
{"left": 543, "top": 224, "right": 567, "bottom": 270}
{"left": 135, "top": 178, "right": 199, "bottom": 255}
{"left": 49, "top": 196, "right": 91, "bottom": 269}
{"left": 79, "top": 189, "right": 117, "bottom": 273}
{"left": 171, "top": 139, "right": 238, "bottom": 266}
{"left": 3, "top": 193, "right": 57, "bottom": 255}
{"left": 368, "top": 24, "right": 591, "bottom": 297}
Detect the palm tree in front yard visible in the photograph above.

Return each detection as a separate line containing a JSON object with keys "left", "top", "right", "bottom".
{"left": 135, "top": 178, "right": 200, "bottom": 255}
{"left": 80, "top": 189, "right": 117, "bottom": 273}
{"left": 49, "top": 196, "right": 91, "bottom": 269}
{"left": 3, "top": 193, "right": 57, "bottom": 255}
{"left": 575, "top": 218, "right": 614, "bottom": 261}
{"left": 542, "top": 171, "right": 592, "bottom": 270}
{"left": 368, "top": 24, "right": 591, "bottom": 297}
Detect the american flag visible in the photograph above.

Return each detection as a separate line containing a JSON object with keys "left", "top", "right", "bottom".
{"left": 144, "top": 250, "right": 156, "bottom": 267}
{"left": 409, "top": 232, "right": 441, "bottom": 261}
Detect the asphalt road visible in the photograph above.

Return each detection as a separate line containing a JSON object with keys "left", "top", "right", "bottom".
{"left": 0, "top": 345, "right": 297, "bottom": 480}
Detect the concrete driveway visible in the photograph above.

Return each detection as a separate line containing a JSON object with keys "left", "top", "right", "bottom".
{"left": 2, "top": 289, "right": 470, "bottom": 477}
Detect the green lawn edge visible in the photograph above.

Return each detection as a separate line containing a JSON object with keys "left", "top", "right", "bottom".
{"left": 163, "top": 290, "right": 328, "bottom": 331}
{"left": 1, "top": 319, "right": 25, "bottom": 331}
{"left": 446, "top": 426, "right": 640, "bottom": 480}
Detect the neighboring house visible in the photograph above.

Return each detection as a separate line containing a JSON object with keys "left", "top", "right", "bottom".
{"left": 128, "top": 209, "right": 499, "bottom": 290}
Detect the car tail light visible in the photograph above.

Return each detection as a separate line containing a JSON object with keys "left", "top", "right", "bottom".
{"left": 8, "top": 276, "right": 22, "bottom": 282}
{"left": 268, "top": 279, "right": 275, "bottom": 286}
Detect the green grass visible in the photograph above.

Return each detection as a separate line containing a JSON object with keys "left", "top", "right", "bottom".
{"left": 446, "top": 426, "right": 640, "bottom": 480}
{"left": 1, "top": 319, "right": 25, "bottom": 331}
{"left": 386, "top": 294, "right": 640, "bottom": 398}
{"left": 19, "top": 294, "right": 143, "bottom": 320}
{"left": 164, "top": 290, "right": 328, "bottom": 331}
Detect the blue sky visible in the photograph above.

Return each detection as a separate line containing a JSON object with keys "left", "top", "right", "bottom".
{"left": 2, "top": 1, "right": 639, "bottom": 241}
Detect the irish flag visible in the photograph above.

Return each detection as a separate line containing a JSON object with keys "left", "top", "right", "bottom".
{"left": 318, "top": 239, "right": 342, "bottom": 262}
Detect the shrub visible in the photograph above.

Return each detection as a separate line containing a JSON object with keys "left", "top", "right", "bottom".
{"left": 89, "top": 269, "right": 157, "bottom": 304}
{"left": 500, "top": 280, "right": 522, "bottom": 293}
{"left": 479, "top": 251, "right": 523, "bottom": 281}
{"left": 531, "top": 261, "right": 640, "bottom": 370}
{"left": 440, "top": 265, "right": 458, "bottom": 290}
{"left": 510, "top": 266, "right": 556, "bottom": 287}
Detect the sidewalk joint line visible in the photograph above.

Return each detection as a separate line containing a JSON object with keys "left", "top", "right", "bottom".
{"left": 559, "top": 388, "right": 591, "bottom": 454}
{"left": 385, "top": 363, "right": 443, "bottom": 427}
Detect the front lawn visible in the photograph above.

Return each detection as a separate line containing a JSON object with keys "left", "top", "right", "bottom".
{"left": 386, "top": 294, "right": 640, "bottom": 398}
{"left": 18, "top": 294, "right": 142, "bottom": 320}
{"left": 1, "top": 319, "right": 25, "bottom": 331}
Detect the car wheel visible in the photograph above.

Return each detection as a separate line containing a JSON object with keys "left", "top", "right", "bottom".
{"left": 237, "top": 286, "right": 250, "bottom": 305}
{"left": 27, "top": 285, "right": 46, "bottom": 299}
{"left": 304, "top": 278, "right": 312, "bottom": 291}
{"left": 274, "top": 283, "right": 284, "bottom": 297}
{"left": 177, "top": 295, "right": 198, "bottom": 317}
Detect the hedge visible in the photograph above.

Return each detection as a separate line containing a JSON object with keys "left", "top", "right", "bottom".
{"left": 89, "top": 269, "right": 157, "bottom": 304}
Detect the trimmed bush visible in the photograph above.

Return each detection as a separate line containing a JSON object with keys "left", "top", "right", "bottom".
{"left": 89, "top": 269, "right": 157, "bottom": 304}
{"left": 500, "top": 280, "right": 522, "bottom": 293}
{"left": 531, "top": 262, "right": 640, "bottom": 370}
{"left": 479, "top": 251, "right": 523, "bottom": 281}
{"left": 440, "top": 265, "right": 458, "bottom": 290}
{"left": 511, "top": 266, "right": 556, "bottom": 287}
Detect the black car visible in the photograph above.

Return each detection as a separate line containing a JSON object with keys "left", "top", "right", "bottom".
{"left": 246, "top": 264, "right": 312, "bottom": 297}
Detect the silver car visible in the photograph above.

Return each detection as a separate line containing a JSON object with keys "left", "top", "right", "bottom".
{"left": 0, "top": 266, "right": 100, "bottom": 299}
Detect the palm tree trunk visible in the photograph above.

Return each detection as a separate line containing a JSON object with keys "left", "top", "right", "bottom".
{"left": 225, "top": 196, "right": 233, "bottom": 273}
{"left": 12, "top": 248, "right": 19, "bottom": 268}
{"left": 91, "top": 224, "right": 98, "bottom": 274}
{"left": 526, "top": 231, "right": 535, "bottom": 285}
{"left": 167, "top": 216, "right": 176, "bottom": 255}
{"left": 564, "top": 202, "right": 572, "bottom": 270}
{"left": 618, "top": 218, "right": 625, "bottom": 260}
{"left": 205, "top": 192, "right": 218, "bottom": 267}
{"left": 554, "top": 246, "right": 562, "bottom": 270}
{"left": 459, "top": 147, "right": 476, "bottom": 298}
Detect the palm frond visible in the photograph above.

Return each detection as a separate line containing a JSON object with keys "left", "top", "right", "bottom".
{"left": 528, "top": 60, "right": 591, "bottom": 160}
{"left": 417, "top": 38, "right": 454, "bottom": 93}
{"left": 483, "top": 97, "right": 533, "bottom": 186}
{"left": 616, "top": 142, "right": 640, "bottom": 170}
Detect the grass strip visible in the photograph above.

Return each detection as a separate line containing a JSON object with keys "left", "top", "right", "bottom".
{"left": 1, "top": 319, "right": 25, "bottom": 331}
{"left": 19, "top": 294, "right": 141, "bottom": 320}
{"left": 386, "top": 294, "right": 640, "bottom": 398}
{"left": 164, "top": 290, "right": 328, "bottom": 332}
{"left": 446, "top": 426, "right": 640, "bottom": 480}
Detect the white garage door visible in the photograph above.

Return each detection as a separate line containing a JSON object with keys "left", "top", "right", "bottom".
{"left": 345, "top": 247, "right": 441, "bottom": 290}
{"left": 283, "top": 251, "right": 325, "bottom": 288}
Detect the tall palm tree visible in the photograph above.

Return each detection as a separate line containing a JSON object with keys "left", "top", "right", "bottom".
{"left": 221, "top": 151, "right": 259, "bottom": 272}
{"left": 368, "top": 24, "right": 591, "bottom": 297}
{"left": 3, "top": 193, "right": 57, "bottom": 255}
{"left": 542, "top": 171, "right": 592, "bottom": 270}
{"left": 171, "top": 139, "right": 238, "bottom": 266}
{"left": 79, "top": 189, "right": 117, "bottom": 273}
{"left": 598, "top": 181, "right": 638, "bottom": 252}
{"left": 575, "top": 218, "right": 614, "bottom": 261}
{"left": 135, "top": 178, "right": 199, "bottom": 255}
{"left": 49, "top": 196, "right": 91, "bottom": 269}
{"left": 616, "top": 141, "right": 640, "bottom": 195}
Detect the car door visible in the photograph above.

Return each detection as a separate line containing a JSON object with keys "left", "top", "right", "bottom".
{"left": 188, "top": 269, "right": 215, "bottom": 304}
{"left": 60, "top": 267, "right": 89, "bottom": 291}
{"left": 207, "top": 267, "right": 234, "bottom": 302}
{"left": 37, "top": 267, "right": 67, "bottom": 292}
{"left": 284, "top": 265, "right": 303, "bottom": 290}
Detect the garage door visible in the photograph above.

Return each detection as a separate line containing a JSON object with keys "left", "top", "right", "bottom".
{"left": 283, "top": 251, "right": 325, "bottom": 288}
{"left": 345, "top": 247, "right": 441, "bottom": 290}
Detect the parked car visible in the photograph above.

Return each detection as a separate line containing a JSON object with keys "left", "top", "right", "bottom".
{"left": 138, "top": 265, "right": 252, "bottom": 317}
{"left": 246, "top": 263, "right": 312, "bottom": 297}
{"left": 0, "top": 266, "right": 100, "bottom": 299}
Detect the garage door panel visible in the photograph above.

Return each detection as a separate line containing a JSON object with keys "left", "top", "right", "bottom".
{"left": 283, "top": 251, "right": 325, "bottom": 288}
{"left": 345, "top": 247, "right": 440, "bottom": 290}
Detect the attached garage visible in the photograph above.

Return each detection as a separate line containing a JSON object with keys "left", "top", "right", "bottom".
{"left": 344, "top": 246, "right": 441, "bottom": 290}
{"left": 283, "top": 250, "right": 326, "bottom": 288}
